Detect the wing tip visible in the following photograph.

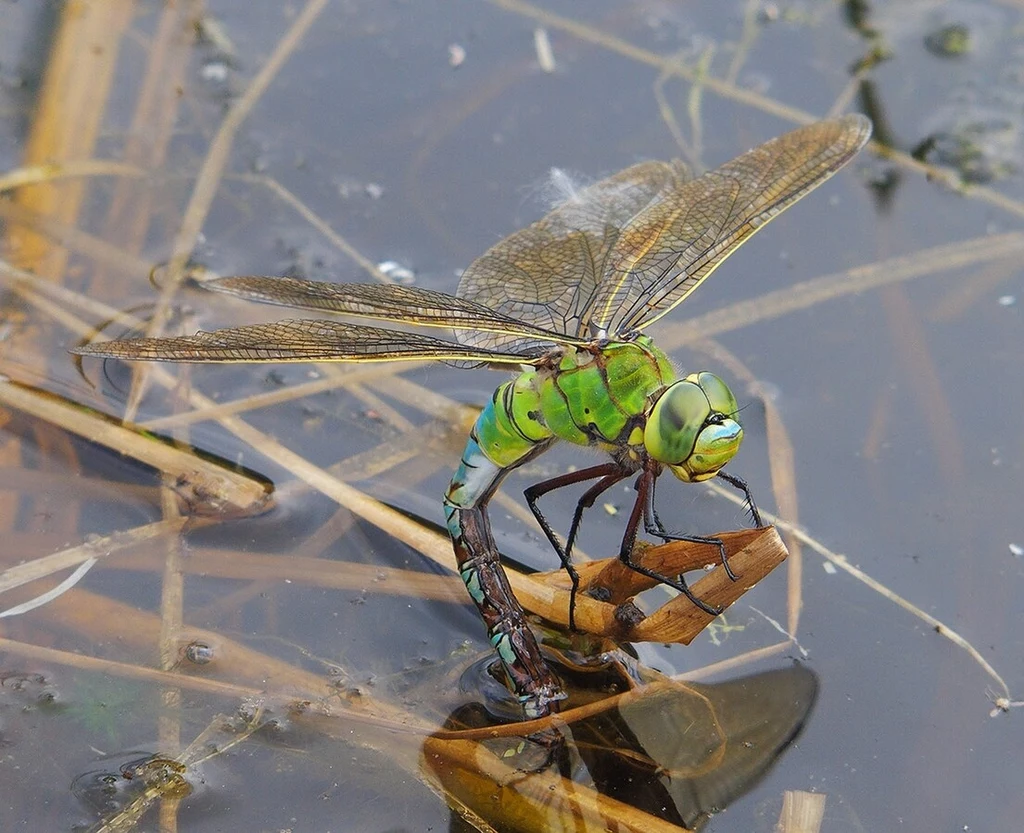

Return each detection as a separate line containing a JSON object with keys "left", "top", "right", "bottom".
{"left": 70, "top": 341, "right": 180, "bottom": 361}
{"left": 837, "top": 112, "right": 873, "bottom": 148}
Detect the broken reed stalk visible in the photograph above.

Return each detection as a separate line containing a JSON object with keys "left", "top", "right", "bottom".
{"left": 776, "top": 790, "right": 827, "bottom": 833}
{"left": 528, "top": 527, "right": 787, "bottom": 643}
{"left": 0, "top": 380, "right": 272, "bottom": 517}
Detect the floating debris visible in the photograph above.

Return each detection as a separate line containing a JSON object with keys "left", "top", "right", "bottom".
{"left": 448, "top": 44, "right": 466, "bottom": 68}
{"left": 376, "top": 260, "right": 416, "bottom": 283}
{"left": 200, "top": 60, "right": 229, "bottom": 84}
{"left": 1010, "top": 543, "right": 1023, "bottom": 558}
{"left": 924, "top": 23, "right": 971, "bottom": 57}
{"left": 997, "top": 295, "right": 1016, "bottom": 307}
{"left": 335, "top": 177, "right": 382, "bottom": 200}
{"left": 534, "top": 27, "right": 555, "bottom": 73}
{"left": 914, "top": 118, "right": 1019, "bottom": 184}
{"left": 184, "top": 641, "right": 215, "bottom": 665}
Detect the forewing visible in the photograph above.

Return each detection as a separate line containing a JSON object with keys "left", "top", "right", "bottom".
{"left": 73, "top": 319, "right": 541, "bottom": 365}
{"left": 455, "top": 160, "right": 689, "bottom": 352}
{"left": 207, "top": 276, "right": 577, "bottom": 346}
{"left": 587, "top": 115, "right": 872, "bottom": 335}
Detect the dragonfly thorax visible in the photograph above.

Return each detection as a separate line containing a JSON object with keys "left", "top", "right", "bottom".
{"left": 644, "top": 372, "right": 743, "bottom": 483}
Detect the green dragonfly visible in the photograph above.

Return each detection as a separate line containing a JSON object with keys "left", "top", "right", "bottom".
{"left": 75, "top": 115, "right": 872, "bottom": 719}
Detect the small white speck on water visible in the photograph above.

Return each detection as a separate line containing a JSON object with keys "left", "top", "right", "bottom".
{"left": 200, "top": 61, "right": 228, "bottom": 83}
{"left": 448, "top": 44, "right": 466, "bottom": 67}
{"left": 997, "top": 295, "right": 1015, "bottom": 306}
{"left": 1009, "top": 543, "right": 1023, "bottom": 558}
{"left": 822, "top": 562, "right": 837, "bottom": 574}
{"left": 534, "top": 28, "right": 556, "bottom": 72}
{"left": 377, "top": 260, "right": 416, "bottom": 283}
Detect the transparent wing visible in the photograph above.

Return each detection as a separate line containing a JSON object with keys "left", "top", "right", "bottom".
{"left": 72, "top": 319, "right": 545, "bottom": 365}
{"left": 455, "top": 160, "right": 690, "bottom": 352}
{"left": 457, "top": 115, "right": 870, "bottom": 349}
{"left": 592, "top": 114, "right": 873, "bottom": 335}
{"left": 206, "top": 276, "right": 582, "bottom": 346}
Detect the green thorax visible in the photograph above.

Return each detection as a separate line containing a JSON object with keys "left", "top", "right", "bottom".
{"left": 461, "top": 335, "right": 741, "bottom": 484}
{"left": 535, "top": 336, "right": 675, "bottom": 451}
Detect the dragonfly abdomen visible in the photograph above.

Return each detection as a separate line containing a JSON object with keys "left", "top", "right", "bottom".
{"left": 444, "top": 373, "right": 564, "bottom": 716}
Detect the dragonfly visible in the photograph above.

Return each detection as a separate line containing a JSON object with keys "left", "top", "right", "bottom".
{"left": 75, "top": 115, "right": 872, "bottom": 719}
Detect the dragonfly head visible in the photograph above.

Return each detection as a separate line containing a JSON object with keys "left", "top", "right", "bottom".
{"left": 645, "top": 372, "right": 743, "bottom": 482}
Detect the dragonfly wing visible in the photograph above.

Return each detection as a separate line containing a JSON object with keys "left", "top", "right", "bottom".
{"left": 206, "top": 277, "right": 579, "bottom": 346}
{"left": 73, "top": 319, "right": 543, "bottom": 365}
{"left": 455, "top": 160, "right": 689, "bottom": 352}
{"left": 586, "top": 115, "right": 872, "bottom": 335}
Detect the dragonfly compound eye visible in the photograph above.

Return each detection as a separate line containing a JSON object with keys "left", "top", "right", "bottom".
{"left": 645, "top": 376, "right": 743, "bottom": 481}
{"left": 688, "top": 371, "right": 740, "bottom": 417}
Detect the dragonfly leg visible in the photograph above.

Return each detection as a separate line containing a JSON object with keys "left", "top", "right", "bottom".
{"left": 524, "top": 462, "right": 627, "bottom": 631}
{"left": 716, "top": 469, "right": 764, "bottom": 528}
{"left": 616, "top": 470, "right": 724, "bottom": 617}
{"left": 646, "top": 474, "right": 738, "bottom": 582}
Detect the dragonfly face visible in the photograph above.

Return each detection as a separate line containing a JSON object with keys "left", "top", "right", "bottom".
{"left": 645, "top": 372, "right": 743, "bottom": 483}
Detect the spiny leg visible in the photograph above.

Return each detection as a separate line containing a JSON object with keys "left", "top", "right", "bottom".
{"left": 564, "top": 471, "right": 631, "bottom": 564}
{"left": 646, "top": 474, "right": 737, "bottom": 582}
{"left": 524, "top": 462, "right": 623, "bottom": 565}
{"left": 646, "top": 470, "right": 764, "bottom": 583}
{"left": 559, "top": 470, "right": 631, "bottom": 629}
{"left": 716, "top": 469, "right": 764, "bottom": 528}
{"left": 524, "top": 462, "right": 625, "bottom": 631}
{"left": 616, "top": 470, "right": 722, "bottom": 617}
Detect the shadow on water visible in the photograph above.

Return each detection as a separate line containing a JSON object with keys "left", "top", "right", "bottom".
{"left": 430, "top": 663, "right": 818, "bottom": 832}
